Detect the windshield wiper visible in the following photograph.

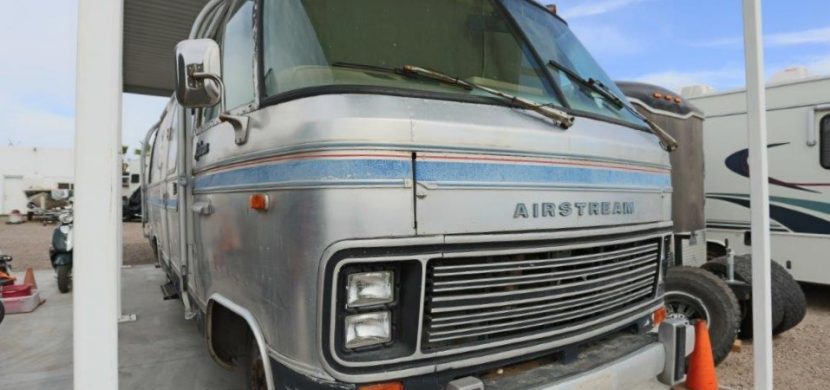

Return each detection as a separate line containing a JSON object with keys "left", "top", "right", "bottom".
{"left": 624, "top": 110, "right": 679, "bottom": 152}
{"left": 547, "top": 59, "right": 624, "bottom": 110}
{"left": 329, "top": 62, "right": 574, "bottom": 129}
{"left": 547, "top": 59, "right": 678, "bottom": 151}
{"left": 401, "top": 65, "right": 574, "bottom": 129}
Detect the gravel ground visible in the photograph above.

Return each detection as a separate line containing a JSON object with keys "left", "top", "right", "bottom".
{"left": 0, "top": 218, "right": 155, "bottom": 270}
{"left": 717, "top": 282, "right": 830, "bottom": 389}
{"left": 2, "top": 216, "right": 828, "bottom": 388}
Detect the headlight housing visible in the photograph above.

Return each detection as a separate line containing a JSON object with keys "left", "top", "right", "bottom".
{"left": 329, "top": 260, "right": 422, "bottom": 361}
{"left": 344, "top": 311, "right": 392, "bottom": 349}
{"left": 346, "top": 271, "right": 394, "bottom": 308}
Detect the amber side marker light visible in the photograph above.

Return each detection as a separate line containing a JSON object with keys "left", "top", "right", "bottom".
{"left": 358, "top": 382, "right": 403, "bottom": 390}
{"left": 249, "top": 194, "right": 270, "bottom": 211}
{"left": 653, "top": 306, "right": 667, "bottom": 326}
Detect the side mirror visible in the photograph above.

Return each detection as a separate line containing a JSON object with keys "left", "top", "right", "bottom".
{"left": 174, "top": 39, "right": 222, "bottom": 109}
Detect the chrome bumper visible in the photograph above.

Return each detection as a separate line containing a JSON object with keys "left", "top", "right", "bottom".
{"left": 447, "top": 319, "right": 695, "bottom": 390}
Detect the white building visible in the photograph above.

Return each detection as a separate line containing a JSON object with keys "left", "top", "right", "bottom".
{"left": 0, "top": 146, "right": 75, "bottom": 214}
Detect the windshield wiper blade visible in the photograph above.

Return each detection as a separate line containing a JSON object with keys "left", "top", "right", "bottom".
{"left": 546, "top": 59, "right": 677, "bottom": 152}
{"left": 547, "top": 59, "right": 624, "bottom": 110}
{"left": 331, "top": 62, "right": 401, "bottom": 75}
{"left": 402, "top": 65, "right": 574, "bottom": 129}
{"left": 329, "top": 62, "right": 574, "bottom": 129}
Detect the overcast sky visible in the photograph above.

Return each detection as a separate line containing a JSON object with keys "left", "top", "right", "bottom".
{"left": 2, "top": 0, "right": 830, "bottom": 150}
{"left": 0, "top": 0, "right": 168, "bottom": 151}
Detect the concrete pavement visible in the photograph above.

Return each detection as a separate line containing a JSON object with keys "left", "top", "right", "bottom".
{"left": 0, "top": 265, "right": 246, "bottom": 389}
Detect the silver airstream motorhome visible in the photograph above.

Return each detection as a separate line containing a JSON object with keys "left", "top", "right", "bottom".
{"left": 143, "top": 1, "right": 693, "bottom": 389}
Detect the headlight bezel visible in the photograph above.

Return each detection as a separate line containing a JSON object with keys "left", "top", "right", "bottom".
{"left": 328, "top": 257, "right": 423, "bottom": 363}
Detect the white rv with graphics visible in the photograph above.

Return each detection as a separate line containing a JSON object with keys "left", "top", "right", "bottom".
{"left": 684, "top": 70, "right": 830, "bottom": 285}
{"left": 142, "top": 1, "right": 695, "bottom": 389}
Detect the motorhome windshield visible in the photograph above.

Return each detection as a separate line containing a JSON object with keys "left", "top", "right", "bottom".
{"left": 261, "top": 0, "right": 562, "bottom": 107}
{"left": 501, "top": 1, "right": 648, "bottom": 128}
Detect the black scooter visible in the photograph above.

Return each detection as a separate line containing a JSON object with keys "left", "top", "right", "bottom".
{"left": 49, "top": 210, "right": 74, "bottom": 293}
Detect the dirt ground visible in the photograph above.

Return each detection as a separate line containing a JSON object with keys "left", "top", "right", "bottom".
{"left": 717, "top": 282, "right": 830, "bottom": 389}
{"left": 0, "top": 218, "right": 155, "bottom": 270}
{"left": 1, "top": 217, "right": 828, "bottom": 388}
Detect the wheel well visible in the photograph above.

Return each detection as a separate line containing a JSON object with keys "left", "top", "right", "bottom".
{"left": 207, "top": 301, "right": 254, "bottom": 368}
{"left": 707, "top": 241, "right": 726, "bottom": 259}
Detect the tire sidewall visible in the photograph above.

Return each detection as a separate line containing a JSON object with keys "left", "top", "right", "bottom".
{"left": 57, "top": 264, "right": 71, "bottom": 293}
{"left": 665, "top": 267, "right": 740, "bottom": 365}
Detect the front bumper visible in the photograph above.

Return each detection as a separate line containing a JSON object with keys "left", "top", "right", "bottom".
{"left": 482, "top": 335, "right": 667, "bottom": 390}
{"left": 268, "top": 319, "right": 694, "bottom": 390}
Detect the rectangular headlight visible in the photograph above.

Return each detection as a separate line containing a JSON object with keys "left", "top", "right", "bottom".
{"left": 344, "top": 311, "right": 391, "bottom": 349}
{"left": 346, "top": 271, "right": 394, "bottom": 308}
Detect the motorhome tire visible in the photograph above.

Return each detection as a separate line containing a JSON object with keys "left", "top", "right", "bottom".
{"left": 57, "top": 265, "right": 71, "bottom": 293}
{"left": 246, "top": 341, "right": 268, "bottom": 390}
{"left": 664, "top": 266, "right": 740, "bottom": 365}
{"left": 701, "top": 256, "right": 793, "bottom": 338}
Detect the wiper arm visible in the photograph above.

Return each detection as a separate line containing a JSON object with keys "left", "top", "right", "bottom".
{"left": 625, "top": 109, "right": 679, "bottom": 152}
{"left": 547, "top": 59, "right": 624, "bottom": 110}
{"left": 329, "top": 62, "right": 574, "bottom": 129}
{"left": 402, "top": 65, "right": 574, "bottom": 129}
{"left": 547, "top": 59, "right": 677, "bottom": 152}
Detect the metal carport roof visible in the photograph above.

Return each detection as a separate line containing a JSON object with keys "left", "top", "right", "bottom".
{"left": 123, "top": 0, "right": 208, "bottom": 96}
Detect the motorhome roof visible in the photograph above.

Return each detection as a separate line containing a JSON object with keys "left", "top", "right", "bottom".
{"left": 617, "top": 81, "right": 703, "bottom": 119}
{"left": 684, "top": 74, "right": 830, "bottom": 100}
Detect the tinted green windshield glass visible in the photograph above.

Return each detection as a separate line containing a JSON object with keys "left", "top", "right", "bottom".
{"left": 501, "top": 1, "right": 646, "bottom": 127}
{"left": 262, "top": 0, "right": 560, "bottom": 106}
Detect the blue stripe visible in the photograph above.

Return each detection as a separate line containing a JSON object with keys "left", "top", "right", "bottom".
{"left": 193, "top": 159, "right": 413, "bottom": 191}
{"left": 416, "top": 161, "right": 670, "bottom": 189}
{"left": 192, "top": 158, "right": 670, "bottom": 192}
{"left": 147, "top": 197, "right": 178, "bottom": 209}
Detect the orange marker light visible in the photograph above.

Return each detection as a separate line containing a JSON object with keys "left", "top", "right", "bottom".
{"left": 653, "top": 92, "right": 664, "bottom": 99}
{"left": 674, "top": 97, "right": 682, "bottom": 104}
{"left": 653, "top": 306, "right": 667, "bottom": 326}
{"left": 358, "top": 382, "right": 403, "bottom": 390}
{"left": 249, "top": 194, "right": 270, "bottom": 211}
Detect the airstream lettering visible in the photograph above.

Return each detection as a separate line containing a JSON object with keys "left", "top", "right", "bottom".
{"left": 513, "top": 201, "right": 634, "bottom": 219}
{"left": 143, "top": 1, "right": 692, "bottom": 388}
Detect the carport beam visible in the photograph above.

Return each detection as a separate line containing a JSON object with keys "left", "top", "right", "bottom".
{"left": 73, "top": 0, "right": 123, "bottom": 388}
{"left": 742, "top": 1, "right": 774, "bottom": 389}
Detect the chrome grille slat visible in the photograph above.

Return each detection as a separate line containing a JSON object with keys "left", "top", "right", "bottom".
{"left": 430, "top": 273, "right": 654, "bottom": 313}
{"left": 422, "top": 234, "right": 663, "bottom": 350}
{"left": 432, "top": 265, "right": 656, "bottom": 302}
{"left": 433, "top": 243, "right": 658, "bottom": 275}
{"left": 427, "top": 290, "right": 653, "bottom": 342}
{"left": 432, "top": 253, "right": 656, "bottom": 292}
{"left": 430, "top": 285, "right": 654, "bottom": 328}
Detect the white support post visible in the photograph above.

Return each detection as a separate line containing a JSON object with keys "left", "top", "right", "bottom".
{"left": 741, "top": 1, "right": 774, "bottom": 389}
{"left": 73, "top": 0, "right": 123, "bottom": 388}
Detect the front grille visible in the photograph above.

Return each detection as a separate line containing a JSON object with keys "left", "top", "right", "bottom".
{"left": 423, "top": 236, "right": 661, "bottom": 350}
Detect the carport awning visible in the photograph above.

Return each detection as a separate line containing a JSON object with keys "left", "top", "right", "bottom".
{"left": 123, "top": 0, "right": 208, "bottom": 96}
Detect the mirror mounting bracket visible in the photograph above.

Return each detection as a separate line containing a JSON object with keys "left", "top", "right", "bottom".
{"left": 192, "top": 71, "right": 250, "bottom": 145}
{"left": 219, "top": 113, "right": 250, "bottom": 145}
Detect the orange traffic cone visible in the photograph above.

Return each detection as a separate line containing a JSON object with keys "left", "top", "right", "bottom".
{"left": 685, "top": 320, "right": 718, "bottom": 390}
{"left": 23, "top": 267, "right": 37, "bottom": 289}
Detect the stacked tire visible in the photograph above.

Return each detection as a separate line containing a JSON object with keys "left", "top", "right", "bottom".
{"left": 702, "top": 255, "right": 807, "bottom": 338}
